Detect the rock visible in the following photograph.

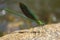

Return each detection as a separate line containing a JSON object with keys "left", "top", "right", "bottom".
{"left": 0, "top": 23, "right": 60, "bottom": 40}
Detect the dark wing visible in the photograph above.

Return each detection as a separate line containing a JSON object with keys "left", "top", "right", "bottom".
{"left": 19, "top": 2, "right": 37, "bottom": 21}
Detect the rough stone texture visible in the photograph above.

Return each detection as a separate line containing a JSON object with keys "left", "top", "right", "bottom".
{"left": 0, "top": 23, "right": 60, "bottom": 40}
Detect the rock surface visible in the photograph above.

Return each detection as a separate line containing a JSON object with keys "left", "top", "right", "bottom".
{"left": 0, "top": 23, "right": 60, "bottom": 40}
